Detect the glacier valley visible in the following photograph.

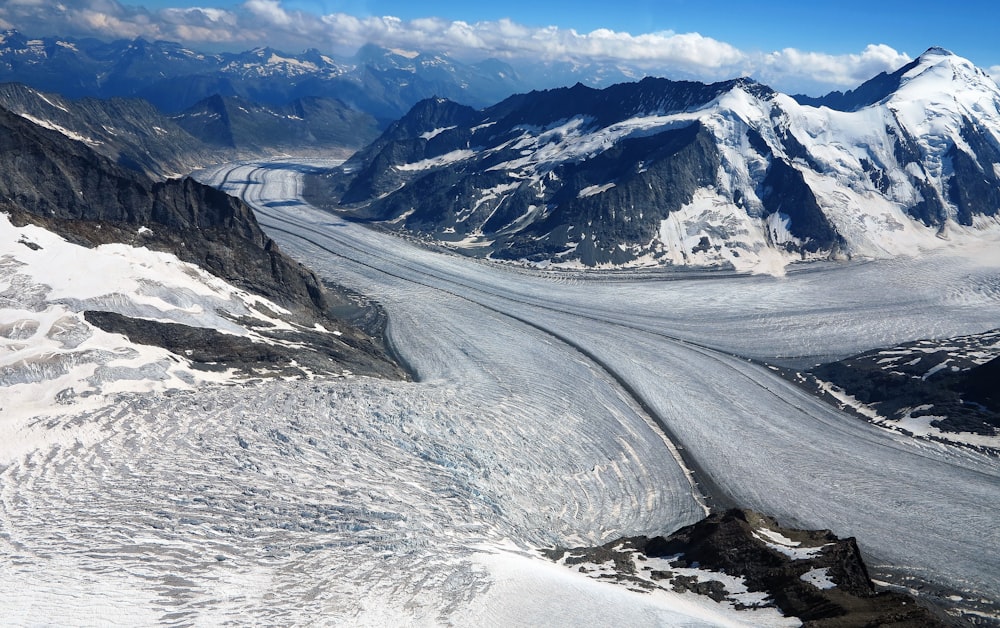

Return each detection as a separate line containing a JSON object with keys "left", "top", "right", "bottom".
{"left": 2, "top": 158, "right": 1000, "bottom": 625}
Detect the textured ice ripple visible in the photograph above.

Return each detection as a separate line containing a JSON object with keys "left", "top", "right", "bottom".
{"left": 0, "top": 376, "right": 693, "bottom": 625}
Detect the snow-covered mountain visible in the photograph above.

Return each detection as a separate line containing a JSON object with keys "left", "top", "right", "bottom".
{"left": 319, "top": 48, "right": 1000, "bottom": 273}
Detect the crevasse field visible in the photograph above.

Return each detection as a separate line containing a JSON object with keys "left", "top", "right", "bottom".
{"left": 2, "top": 158, "right": 1000, "bottom": 626}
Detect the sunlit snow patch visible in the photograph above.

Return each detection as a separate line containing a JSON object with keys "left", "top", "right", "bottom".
{"left": 0, "top": 212, "right": 336, "bottom": 428}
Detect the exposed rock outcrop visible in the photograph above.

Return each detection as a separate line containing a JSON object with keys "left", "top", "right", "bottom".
{"left": 546, "top": 509, "right": 957, "bottom": 627}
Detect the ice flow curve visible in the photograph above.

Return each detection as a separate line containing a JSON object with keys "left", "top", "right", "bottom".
{"left": 202, "top": 159, "right": 1000, "bottom": 606}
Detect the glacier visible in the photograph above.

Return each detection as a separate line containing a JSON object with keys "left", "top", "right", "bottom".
{"left": 1, "top": 156, "right": 1000, "bottom": 625}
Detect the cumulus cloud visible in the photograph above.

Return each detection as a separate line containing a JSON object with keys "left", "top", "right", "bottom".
{"left": 244, "top": 0, "right": 292, "bottom": 27}
{"left": 754, "top": 44, "right": 913, "bottom": 93}
{"left": 0, "top": 0, "right": 920, "bottom": 93}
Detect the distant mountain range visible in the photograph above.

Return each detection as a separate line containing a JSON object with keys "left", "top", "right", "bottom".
{"left": 0, "top": 29, "right": 698, "bottom": 125}
{"left": 313, "top": 47, "right": 1000, "bottom": 272}
{"left": 0, "top": 30, "right": 526, "bottom": 122}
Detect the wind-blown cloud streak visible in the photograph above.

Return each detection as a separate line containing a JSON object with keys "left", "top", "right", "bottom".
{"left": 0, "top": 0, "right": 915, "bottom": 94}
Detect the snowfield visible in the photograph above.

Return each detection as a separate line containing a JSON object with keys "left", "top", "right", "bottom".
{"left": 2, "top": 157, "right": 1000, "bottom": 625}
{"left": 0, "top": 211, "right": 330, "bottom": 455}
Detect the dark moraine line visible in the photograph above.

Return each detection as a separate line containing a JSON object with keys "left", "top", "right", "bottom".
{"left": 232, "top": 175, "right": 730, "bottom": 514}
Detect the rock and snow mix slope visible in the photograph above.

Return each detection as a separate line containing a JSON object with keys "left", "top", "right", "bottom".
{"left": 322, "top": 48, "right": 1000, "bottom": 274}
{"left": 0, "top": 100, "right": 404, "bottom": 425}
{"left": 546, "top": 509, "right": 948, "bottom": 627}
{"left": 0, "top": 211, "right": 359, "bottom": 428}
{"left": 803, "top": 328, "right": 1000, "bottom": 451}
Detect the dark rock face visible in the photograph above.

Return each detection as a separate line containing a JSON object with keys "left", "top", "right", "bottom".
{"left": 946, "top": 119, "right": 1000, "bottom": 225}
{"left": 0, "top": 106, "right": 406, "bottom": 380}
{"left": 0, "top": 82, "right": 217, "bottom": 178}
{"left": 807, "top": 329, "right": 1000, "bottom": 442}
{"left": 547, "top": 509, "right": 952, "bottom": 627}
{"left": 338, "top": 98, "right": 481, "bottom": 205}
{"left": 171, "top": 94, "right": 381, "bottom": 156}
{"left": 758, "top": 158, "right": 840, "bottom": 251}
{"left": 491, "top": 122, "right": 722, "bottom": 265}
{"left": 83, "top": 310, "right": 399, "bottom": 379}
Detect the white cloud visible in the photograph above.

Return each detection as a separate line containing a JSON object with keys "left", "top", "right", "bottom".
{"left": 0, "top": 0, "right": 923, "bottom": 94}
{"left": 757, "top": 44, "right": 912, "bottom": 93}
{"left": 243, "top": 0, "right": 292, "bottom": 27}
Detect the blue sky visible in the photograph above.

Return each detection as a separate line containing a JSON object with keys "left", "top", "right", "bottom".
{"left": 2, "top": 0, "right": 998, "bottom": 94}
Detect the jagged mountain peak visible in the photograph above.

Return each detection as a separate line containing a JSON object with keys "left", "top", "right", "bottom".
{"left": 908, "top": 46, "right": 985, "bottom": 76}
{"left": 325, "top": 50, "right": 1000, "bottom": 273}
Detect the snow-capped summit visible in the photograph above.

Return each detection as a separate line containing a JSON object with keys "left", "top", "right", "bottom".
{"left": 322, "top": 50, "right": 1000, "bottom": 273}
{"left": 888, "top": 46, "right": 1000, "bottom": 133}
{"left": 894, "top": 46, "right": 998, "bottom": 102}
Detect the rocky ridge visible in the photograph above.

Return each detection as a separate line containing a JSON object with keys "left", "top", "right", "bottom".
{"left": 0, "top": 82, "right": 217, "bottom": 178}
{"left": 0, "top": 103, "right": 405, "bottom": 384}
{"left": 0, "top": 82, "right": 381, "bottom": 174}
